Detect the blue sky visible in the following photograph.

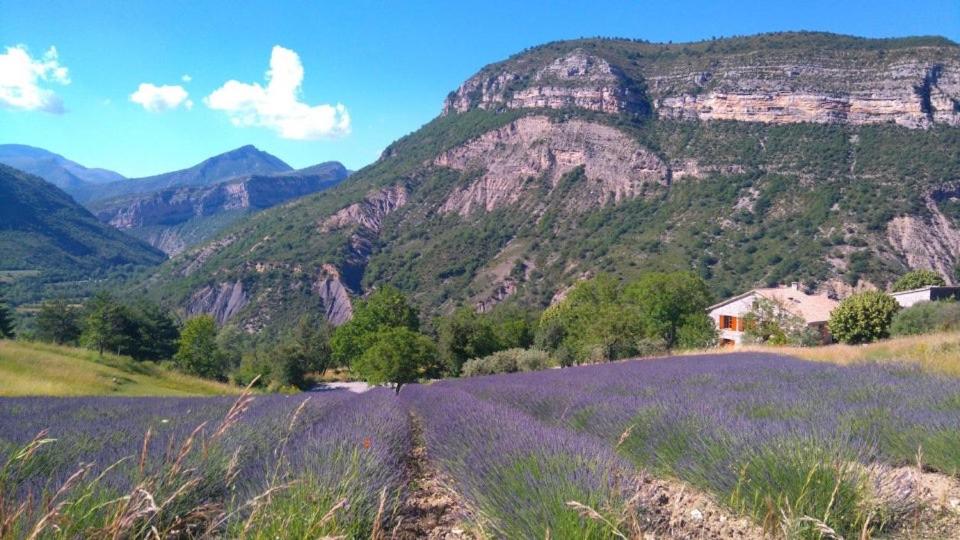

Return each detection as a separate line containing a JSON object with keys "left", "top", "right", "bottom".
{"left": 1, "top": 0, "right": 958, "bottom": 177}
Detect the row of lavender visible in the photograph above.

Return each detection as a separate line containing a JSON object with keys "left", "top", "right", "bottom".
{"left": 0, "top": 390, "right": 409, "bottom": 538}
{"left": 411, "top": 352, "right": 960, "bottom": 537}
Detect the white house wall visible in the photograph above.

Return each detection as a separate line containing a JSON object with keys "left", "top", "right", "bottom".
{"left": 708, "top": 293, "right": 759, "bottom": 345}
{"left": 892, "top": 290, "right": 932, "bottom": 308}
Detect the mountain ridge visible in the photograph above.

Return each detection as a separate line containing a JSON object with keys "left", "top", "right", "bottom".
{"left": 0, "top": 164, "right": 165, "bottom": 279}
{"left": 79, "top": 145, "right": 294, "bottom": 203}
{"left": 0, "top": 144, "right": 126, "bottom": 198}
{"left": 90, "top": 161, "right": 350, "bottom": 255}
{"left": 133, "top": 32, "right": 960, "bottom": 339}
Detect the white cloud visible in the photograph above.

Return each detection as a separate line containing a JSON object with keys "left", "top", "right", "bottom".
{"left": 204, "top": 45, "right": 349, "bottom": 139}
{"left": 129, "top": 83, "right": 193, "bottom": 112}
{"left": 181, "top": 74, "right": 192, "bottom": 82}
{"left": 0, "top": 45, "right": 70, "bottom": 113}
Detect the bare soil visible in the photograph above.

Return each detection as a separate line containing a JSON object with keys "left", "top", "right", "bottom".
{"left": 632, "top": 472, "right": 768, "bottom": 540}
{"left": 882, "top": 466, "right": 960, "bottom": 540}
{"left": 390, "top": 413, "right": 473, "bottom": 540}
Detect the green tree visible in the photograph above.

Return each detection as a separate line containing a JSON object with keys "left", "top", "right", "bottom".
{"left": 35, "top": 298, "right": 81, "bottom": 344}
{"left": 437, "top": 307, "right": 499, "bottom": 375}
{"left": 331, "top": 286, "right": 419, "bottom": 367}
{"left": 127, "top": 301, "right": 179, "bottom": 361}
{"left": 537, "top": 275, "right": 641, "bottom": 364}
{"left": 828, "top": 291, "right": 900, "bottom": 344}
{"left": 80, "top": 291, "right": 126, "bottom": 356}
{"left": 741, "top": 297, "right": 819, "bottom": 346}
{"left": 352, "top": 327, "right": 436, "bottom": 394}
{"left": 272, "top": 317, "right": 334, "bottom": 389}
{"left": 891, "top": 269, "right": 946, "bottom": 292}
{"left": 0, "top": 296, "right": 15, "bottom": 339}
{"left": 623, "top": 272, "right": 714, "bottom": 348}
{"left": 174, "top": 315, "right": 226, "bottom": 379}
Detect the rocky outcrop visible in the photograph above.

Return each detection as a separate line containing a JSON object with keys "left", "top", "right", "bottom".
{"left": 185, "top": 280, "right": 249, "bottom": 324}
{"left": 445, "top": 41, "right": 960, "bottom": 129}
{"left": 312, "top": 264, "right": 354, "bottom": 326}
{"left": 654, "top": 61, "right": 960, "bottom": 128}
{"left": 435, "top": 116, "right": 668, "bottom": 215}
{"left": 887, "top": 198, "right": 960, "bottom": 282}
{"left": 92, "top": 164, "right": 347, "bottom": 255}
{"left": 97, "top": 171, "right": 346, "bottom": 231}
{"left": 320, "top": 184, "right": 408, "bottom": 233}
{"left": 443, "top": 49, "right": 648, "bottom": 116}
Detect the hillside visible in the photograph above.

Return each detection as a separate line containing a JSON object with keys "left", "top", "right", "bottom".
{"left": 0, "top": 164, "right": 165, "bottom": 283}
{"left": 78, "top": 145, "right": 293, "bottom": 203}
{"left": 0, "top": 144, "right": 125, "bottom": 198}
{"left": 89, "top": 161, "right": 350, "bottom": 255}
{"left": 0, "top": 340, "right": 239, "bottom": 396}
{"left": 137, "top": 32, "right": 960, "bottom": 337}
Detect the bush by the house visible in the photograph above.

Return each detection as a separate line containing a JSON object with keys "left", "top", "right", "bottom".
{"left": 828, "top": 291, "right": 900, "bottom": 344}
{"left": 891, "top": 301, "right": 960, "bottom": 336}
{"left": 891, "top": 269, "right": 946, "bottom": 292}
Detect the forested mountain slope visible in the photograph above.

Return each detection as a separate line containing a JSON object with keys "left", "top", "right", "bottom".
{"left": 138, "top": 32, "right": 960, "bottom": 338}
{"left": 0, "top": 165, "right": 165, "bottom": 281}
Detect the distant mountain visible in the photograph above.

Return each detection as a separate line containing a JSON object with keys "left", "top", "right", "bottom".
{"left": 89, "top": 162, "right": 350, "bottom": 255}
{"left": 0, "top": 164, "right": 165, "bottom": 279}
{"left": 80, "top": 145, "right": 293, "bottom": 203}
{"left": 138, "top": 32, "right": 960, "bottom": 338}
{"left": 0, "top": 144, "right": 125, "bottom": 198}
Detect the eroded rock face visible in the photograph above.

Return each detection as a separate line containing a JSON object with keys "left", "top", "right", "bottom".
{"left": 887, "top": 199, "right": 960, "bottom": 282}
{"left": 654, "top": 62, "right": 960, "bottom": 128}
{"left": 321, "top": 185, "right": 408, "bottom": 233}
{"left": 443, "top": 49, "right": 647, "bottom": 116}
{"left": 445, "top": 45, "right": 960, "bottom": 128}
{"left": 95, "top": 171, "right": 346, "bottom": 255}
{"left": 312, "top": 264, "right": 354, "bottom": 326}
{"left": 435, "top": 116, "right": 668, "bottom": 216}
{"left": 185, "top": 280, "right": 249, "bottom": 325}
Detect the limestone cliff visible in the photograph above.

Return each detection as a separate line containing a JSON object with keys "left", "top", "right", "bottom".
{"left": 444, "top": 35, "right": 960, "bottom": 128}
{"left": 435, "top": 115, "right": 667, "bottom": 215}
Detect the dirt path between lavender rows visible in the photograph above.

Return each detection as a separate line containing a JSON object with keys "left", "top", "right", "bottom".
{"left": 389, "top": 413, "right": 473, "bottom": 540}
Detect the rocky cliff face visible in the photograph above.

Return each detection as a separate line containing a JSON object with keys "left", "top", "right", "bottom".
{"left": 321, "top": 184, "right": 408, "bottom": 234}
{"left": 435, "top": 115, "right": 667, "bottom": 215}
{"left": 887, "top": 198, "right": 960, "bottom": 281}
{"left": 443, "top": 49, "right": 648, "bottom": 116}
{"left": 444, "top": 38, "right": 960, "bottom": 129}
{"left": 654, "top": 61, "right": 960, "bottom": 128}
{"left": 95, "top": 166, "right": 347, "bottom": 255}
{"left": 185, "top": 280, "right": 249, "bottom": 325}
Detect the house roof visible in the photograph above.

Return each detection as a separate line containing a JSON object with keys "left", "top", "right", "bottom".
{"left": 708, "top": 286, "right": 838, "bottom": 324}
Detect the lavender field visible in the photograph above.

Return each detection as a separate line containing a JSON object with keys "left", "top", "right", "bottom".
{"left": 3, "top": 353, "right": 960, "bottom": 538}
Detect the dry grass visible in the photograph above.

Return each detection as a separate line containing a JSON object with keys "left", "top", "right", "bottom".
{"left": 726, "top": 332, "right": 960, "bottom": 377}
{"left": 0, "top": 339, "right": 241, "bottom": 396}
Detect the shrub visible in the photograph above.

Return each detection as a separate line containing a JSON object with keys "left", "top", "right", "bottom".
{"left": 634, "top": 337, "right": 668, "bottom": 357}
{"left": 828, "top": 291, "right": 900, "bottom": 344}
{"left": 462, "top": 348, "right": 553, "bottom": 377}
{"left": 891, "top": 269, "right": 946, "bottom": 292}
{"left": 891, "top": 301, "right": 960, "bottom": 336}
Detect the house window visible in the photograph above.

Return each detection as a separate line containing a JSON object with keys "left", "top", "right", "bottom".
{"left": 719, "top": 315, "right": 742, "bottom": 331}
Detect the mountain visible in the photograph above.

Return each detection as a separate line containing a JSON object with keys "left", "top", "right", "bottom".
{"left": 0, "top": 144, "right": 125, "bottom": 198}
{"left": 79, "top": 145, "right": 293, "bottom": 203}
{"left": 137, "top": 32, "right": 960, "bottom": 337}
{"left": 0, "top": 164, "right": 166, "bottom": 281}
{"left": 88, "top": 162, "right": 350, "bottom": 255}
